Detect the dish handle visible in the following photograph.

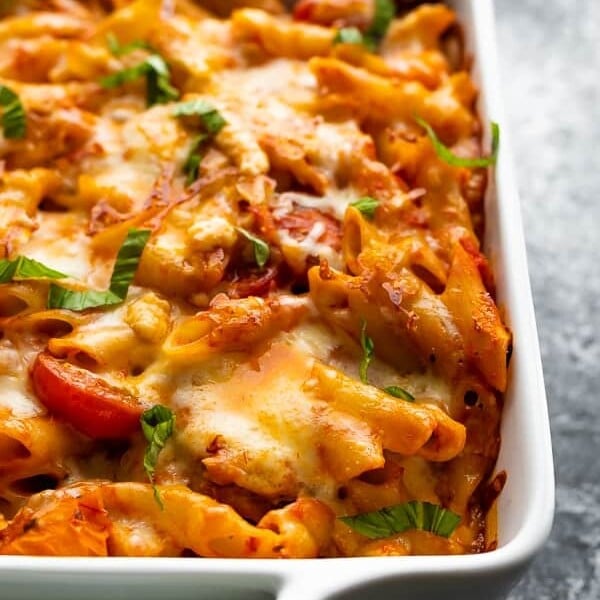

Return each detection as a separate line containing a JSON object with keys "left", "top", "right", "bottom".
{"left": 275, "top": 562, "right": 526, "bottom": 600}
{"left": 277, "top": 571, "right": 362, "bottom": 600}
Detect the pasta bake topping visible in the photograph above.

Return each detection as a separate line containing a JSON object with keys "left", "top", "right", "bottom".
{"left": 0, "top": 0, "right": 510, "bottom": 559}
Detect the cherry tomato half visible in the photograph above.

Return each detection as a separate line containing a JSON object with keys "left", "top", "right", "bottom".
{"left": 31, "top": 352, "right": 143, "bottom": 439}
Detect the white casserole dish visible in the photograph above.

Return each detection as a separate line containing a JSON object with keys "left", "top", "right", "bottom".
{"left": 0, "top": 1, "right": 554, "bottom": 598}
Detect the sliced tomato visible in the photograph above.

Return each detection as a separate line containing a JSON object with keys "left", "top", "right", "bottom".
{"left": 31, "top": 352, "right": 143, "bottom": 439}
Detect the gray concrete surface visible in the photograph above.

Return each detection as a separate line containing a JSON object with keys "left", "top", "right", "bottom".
{"left": 495, "top": 0, "right": 600, "bottom": 598}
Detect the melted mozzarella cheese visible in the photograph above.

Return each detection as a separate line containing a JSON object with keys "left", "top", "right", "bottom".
{"left": 0, "top": 340, "right": 44, "bottom": 417}
{"left": 80, "top": 103, "right": 189, "bottom": 213}
{"left": 286, "top": 315, "right": 452, "bottom": 406}
{"left": 212, "top": 59, "right": 316, "bottom": 102}
{"left": 20, "top": 212, "right": 105, "bottom": 285}
{"left": 171, "top": 336, "right": 383, "bottom": 500}
{"left": 277, "top": 226, "right": 343, "bottom": 271}
{"left": 275, "top": 188, "right": 359, "bottom": 222}
{"left": 165, "top": 314, "right": 452, "bottom": 501}
{"left": 0, "top": 376, "right": 43, "bottom": 418}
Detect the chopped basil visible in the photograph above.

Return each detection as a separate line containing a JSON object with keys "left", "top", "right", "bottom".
{"left": 47, "top": 287, "right": 123, "bottom": 311}
{"left": 334, "top": 0, "right": 395, "bottom": 51}
{"left": 101, "top": 54, "right": 179, "bottom": 106}
{"left": 366, "top": 0, "right": 395, "bottom": 47}
{"left": 384, "top": 385, "right": 415, "bottom": 402}
{"left": 359, "top": 320, "right": 374, "bottom": 384}
{"left": 358, "top": 325, "right": 413, "bottom": 401}
{"left": 0, "top": 256, "right": 68, "bottom": 283}
{"left": 340, "top": 501, "right": 461, "bottom": 539}
{"left": 333, "top": 27, "right": 364, "bottom": 46}
{"left": 106, "top": 33, "right": 153, "bottom": 57}
{"left": 48, "top": 228, "right": 150, "bottom": 311}
{"left": 415, "top": 116, "right": 500, "bottom": 168}
{"left": 182, "top": 134, "right": 208, "bottom": 185}
{"left": 145, "top": 55, "right": 180, "bottom": 105}
{"left": 140, "top": 405, "right": 175, "bottom": 509}
{"left": 172, "top": 100, "right": 227, "bottom": 135}
{"left": 0, "top": 85, "right": 26, "bottom": 139}
{"left": 183, "top": 151, "right": 201, "bottom": 185}
{"left": 107, "top": 228, "right": 151, "bottom": 298}
{"left": 173, "top": 100, "right": 227, "bottom": 184}
{"left": 101, "top": 63, "right": 144, "bottom": 88}
{"left": 350, "top": 196, "right": 379, "bottom": 219}
{"left": 1, "top": 230, "right": 149, "bottom": 311}
{"left": 236, "top": 227, "right": 270, "bottom": 269}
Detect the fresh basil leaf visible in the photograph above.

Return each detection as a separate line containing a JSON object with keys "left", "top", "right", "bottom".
{"left": 384, "top": 385, "right": 415, "bottom": 402}
{"left": 106, "top": 33, "right": 153, "bottom": 57}
{"left": 145, "top": 55, "right": 179, "bottom": 105}
{"left": 416, "top": 116, "right": 500, "bottom": 168}
{"left": 365, "top": 0, "right": 395, "bottom": 47}
{"left": 359, "top": 320, "right": 374, "bottom": 384}
{"left": 236, "top": 227, "right": 270, "bottom": 269}
{"left": 333, "top": 1, "right": 394, "bottom": 51}
{"left": 0, "top": 260, "right": 16, "bottom": 283}
{"left": 333, "top": 27, "right": 364, "bottom": 46}
{"left": 1, "top": 230, "right": 149, "bottom": 310}
{"left": 173, "top": 101, "right": 226, "bottom": 183}
{"left": 101, "top": 62, "right": 148, "bottom": 89}
{"left": 173, "top": 100, "right": 227, "bottom": 135}
{"left": 182, "top": 134, "right": 208, "bottom": 185}
{"left": 140, "top": 404, "right": 175, "bottom": 509}
{"left": 340, "top": 501, "right": 461, "bottom": 539}
{"left": 48, "top": 228, "right": 150, "bottom": 311}
{"left": 350, "top": 196, "right": 379, "bottom": 219}
{"left": 101, "top": 55, "right": 179, "bottom": 106}
{"left": 47, "top": 287, "right": 122, "bottom": 311}
{"left": 0, "top": 256, "right": 68, "bottom": 283}
{"left": 184, "top": 152, "right": 202, "bottom": 185}
{"left": 0, "top": 84, "right": 26, "bottom": 139}
{"left": 108, "top": 228, "right": 151, "bottom": 298}
{"left": 357, "top": 322, "right": 414, "bottom": 399}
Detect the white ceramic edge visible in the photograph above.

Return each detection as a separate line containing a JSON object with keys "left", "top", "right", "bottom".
{"left": 468, "top": 0, "right": 555, "bottom": 558}
{"left": 0, "top": 1, "right": 554, "bottom": 599}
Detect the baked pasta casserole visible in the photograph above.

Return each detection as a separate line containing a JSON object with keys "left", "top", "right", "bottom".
{"left": 0, "top": 0, "right": 511, "bottom": 558}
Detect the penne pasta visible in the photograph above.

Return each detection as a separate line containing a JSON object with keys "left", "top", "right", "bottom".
{"left": 0, "top": 0, "right": 510, "bottom": 559}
